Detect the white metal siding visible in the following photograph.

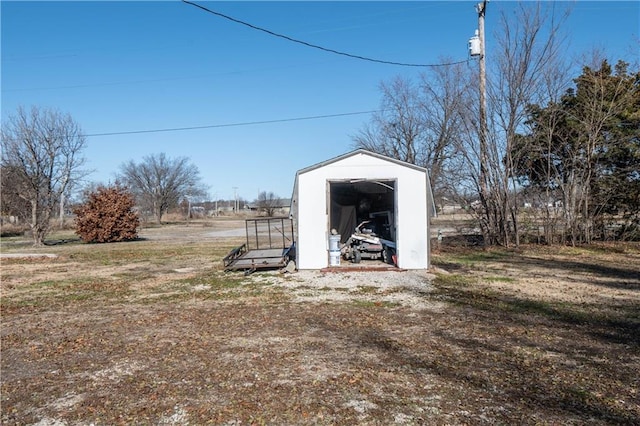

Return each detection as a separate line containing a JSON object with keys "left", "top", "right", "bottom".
{"left": 295, "top": 152, "right": 429, "bottom": 270}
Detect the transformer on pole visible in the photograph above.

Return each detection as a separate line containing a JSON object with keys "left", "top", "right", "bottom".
{"left": 468, "top": 29, "right": 481, "bottom": 57}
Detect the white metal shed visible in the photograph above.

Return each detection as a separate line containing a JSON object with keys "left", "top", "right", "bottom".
{"left": 291, "top": 149, "right": 433, "bottom": 270}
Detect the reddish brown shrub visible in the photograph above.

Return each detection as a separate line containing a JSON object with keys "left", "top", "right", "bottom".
{"left": 74, "top": 185, "right": 140, "bottom": 243}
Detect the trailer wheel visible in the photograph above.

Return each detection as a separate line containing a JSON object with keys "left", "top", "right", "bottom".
{"left": 382, "top": 247, "right": 391, "bottom": 264}
{"left": 383, "top": 247, "right": 396, "bottom": 266}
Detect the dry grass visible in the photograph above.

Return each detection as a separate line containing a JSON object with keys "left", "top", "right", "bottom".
{"left": 1, "top": 223, "right": 639, "bottom": 425}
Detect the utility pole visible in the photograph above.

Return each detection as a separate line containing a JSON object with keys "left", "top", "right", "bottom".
{"left": 476, "top": 0, "right": 489, "bottom": 206}
{"left": 232, "top": 187, "right": 238, "bottom": 213}
{"left": 469, "top": 1, "right": 491, "bottom": 243}
{"left": 472, "top": 0, "right": 492, "bottom": 245}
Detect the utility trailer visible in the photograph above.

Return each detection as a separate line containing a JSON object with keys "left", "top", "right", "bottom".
{"left": 223, "top": 217, "right": 295, "bottom": 274}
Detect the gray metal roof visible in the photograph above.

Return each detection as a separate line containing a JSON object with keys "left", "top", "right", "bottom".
{"left": 295, "top": 149, "right": 429, "bottom": 176}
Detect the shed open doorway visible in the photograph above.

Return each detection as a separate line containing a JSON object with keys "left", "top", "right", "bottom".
{"left": 329, "top": 179, "right": 397, "bottom": 265}
{"left": 292, "top": 149, "right": 430, "bottom": 270}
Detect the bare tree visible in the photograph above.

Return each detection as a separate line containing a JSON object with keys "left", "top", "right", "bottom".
{"left": 467, "top": 2, "right": 570, "bottom": 246}
{"left": 352, "top": 76, "right": 422, "bottom": 165}
{"left": 1, "top": 106, "right": 88, "bottom": 245}
{"left": 256, "top": 191, "right": 280, "bottom": 217}
{"left": 118, "top": 153, "right": 207, "bottom": 224}
{"left": 352, "top": 63, "right": 470, "bottom": 205}
{"left": 418, "top": 62, "right": 471, "bottom": 201}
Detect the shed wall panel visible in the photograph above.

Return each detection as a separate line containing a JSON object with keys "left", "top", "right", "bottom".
{"left": 295, "top": 152, "right": 429, "bottom": 270}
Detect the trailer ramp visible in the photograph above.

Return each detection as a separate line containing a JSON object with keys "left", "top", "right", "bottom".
{"left": 224, "top": 217, "right": 295, "bottom": 274}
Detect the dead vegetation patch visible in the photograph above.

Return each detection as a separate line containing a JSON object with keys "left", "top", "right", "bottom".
{"left": 1, "top": 228, "right": 638, "bottom": 425}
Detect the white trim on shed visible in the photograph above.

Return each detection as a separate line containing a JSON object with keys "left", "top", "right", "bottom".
{"left": 291, "top": 149, "right": 433, "bottom": 270}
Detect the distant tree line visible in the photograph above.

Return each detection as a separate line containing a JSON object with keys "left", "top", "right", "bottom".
{"left": 3, "top": 3, "right": 636, "bottom": 247}
{"left": 0, "top": 104, "right": 285, "bottom": 245}
{"left": 1, "top": 106, "right": 210, "bottom": 245}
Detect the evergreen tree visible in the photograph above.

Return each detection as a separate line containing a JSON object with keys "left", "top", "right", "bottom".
{"left": 515, "top": 60, "right": 640, "bottom": 242}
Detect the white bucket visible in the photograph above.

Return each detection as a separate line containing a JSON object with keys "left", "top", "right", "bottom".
{"left": 328, "top": 234, "right": 341, "bottom": 251}
{"left": 329, "top": 250, "right": 341, "bottom": 266}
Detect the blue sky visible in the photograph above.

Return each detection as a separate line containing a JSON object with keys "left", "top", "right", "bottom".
{"left": 2, "top": 1, "right": 638, "bottom": 202}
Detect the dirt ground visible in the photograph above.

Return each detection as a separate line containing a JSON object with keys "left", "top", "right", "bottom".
{"left": 1, "top": 221, "right": 639, "bottom": 425}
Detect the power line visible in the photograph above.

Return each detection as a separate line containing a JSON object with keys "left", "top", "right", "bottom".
{"left": 84, "top": 110, "right": 380, "bottom": 137}
{"left": 182, "top": 0, "right": 469, "bottom": 68}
